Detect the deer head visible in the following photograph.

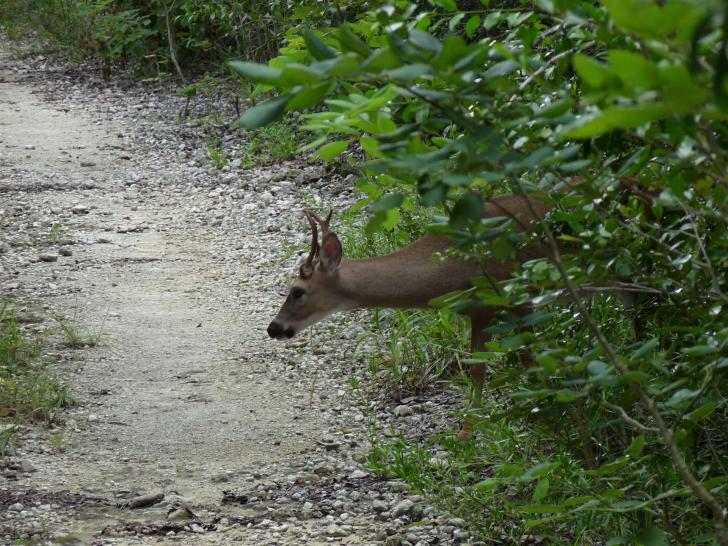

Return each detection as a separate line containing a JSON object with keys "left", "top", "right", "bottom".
{"left": 267, "top": 210, "right": 346, "bottom": 339}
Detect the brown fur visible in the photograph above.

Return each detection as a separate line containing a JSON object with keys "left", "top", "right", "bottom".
{"left": 267, "top": 192, "right": 557, "bottom": 437}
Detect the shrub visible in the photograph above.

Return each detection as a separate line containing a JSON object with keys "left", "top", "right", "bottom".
{"left": 232, "top": 1, "right": 728, "bottom": 543}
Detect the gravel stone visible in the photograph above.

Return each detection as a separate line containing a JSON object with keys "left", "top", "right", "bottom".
{"left": 392, "top": 499, "right": 415, "bottom": 517}
{"left": 394, "top": 405, "right": 414, "bottom": 417}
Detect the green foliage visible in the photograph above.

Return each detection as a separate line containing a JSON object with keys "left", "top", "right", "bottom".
{"left": 234, "top": 0, "right": 728, "bottom": 542}
{"left": 0, "top": 0, "right": 157, "bottom": 67}
{"left": 1, "top": 0, "right": 371, "bottom": 78}
{"left": 1, "top": 303, "right": 70, "bottom": 424}
{"left": 205, "top": 140, "right": 228, "bottom": 169}
{"left": 367, "top": 309, "right": 469, "bottom": 397}
{"left": 53, "top": 311, "right": 103, "bottom": 348}
{"left": 238, "top": 120, "right": 298, "bottom": 167}
{"left": 91, "top": 0, "right": 156, "bottom": 64}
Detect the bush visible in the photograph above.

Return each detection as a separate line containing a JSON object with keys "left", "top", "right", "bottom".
{"left": 0, "top": 0, "right": 371, "bottom": 79}
{"left": 232, "top": 1, "right": 728, "bottom": 543}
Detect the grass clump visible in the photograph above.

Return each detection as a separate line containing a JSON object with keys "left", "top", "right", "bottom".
{"left": 239, "top": 120, "right": 297, "bottom": 167}
{"left": 367, "top": 309, "right": 468, "bottom": 398}
{"left": 53, "top": 309, "right": 104, "bottom": 349}
{"left": 1, "top": 302, "right": 70, "bottom": 424}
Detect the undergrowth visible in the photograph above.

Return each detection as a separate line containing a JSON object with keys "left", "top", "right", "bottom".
{"left": 239, "top": 120, "right": 298, "bottom": 167}
{"left": 364, "top": 293, "right": 728, "bottom": 544}
{"left": 0, "top": 302, "right": 70, "bottom": 428}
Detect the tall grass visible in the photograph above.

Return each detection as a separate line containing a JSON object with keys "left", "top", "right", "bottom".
{"left": 0, "top": 303, "right": 70, "bottom": 424}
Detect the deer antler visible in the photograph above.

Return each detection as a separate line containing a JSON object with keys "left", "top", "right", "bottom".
{"left": 304, "top": 209, "right": 332, "bottom": 233}
{"left": 300, "top": 210, "right": 320, "bottom": 279}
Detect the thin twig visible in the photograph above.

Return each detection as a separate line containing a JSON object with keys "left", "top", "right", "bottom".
{"left": 603, "top": 401, "right": 658, "bottom": 432}
{"left": 568, "top": 404, "right": 599, "bottom": 470}
{"left": 506, "top": 41, "right": 595, "bottom": 107}
{"left": 678, "top": 202, "right": 728, "bottom": 305}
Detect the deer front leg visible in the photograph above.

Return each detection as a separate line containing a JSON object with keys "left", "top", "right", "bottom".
{"left": 457, "top": 312, "right": 491, "bottom": 441}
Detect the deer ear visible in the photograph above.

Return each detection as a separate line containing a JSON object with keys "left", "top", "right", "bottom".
{"left": 319, "top": 232, "right": 342, "bottom": 273}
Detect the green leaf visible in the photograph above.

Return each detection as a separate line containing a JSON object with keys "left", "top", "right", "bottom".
{"left": 485, "top": 60, "right": 519, "bottom": 79}
{"left": 520, "top": 462, "right": 559, "bottom": 481}
{"left": 304, "top": 29, "right": 337, "bottom": 60}
{"left": 287, "top": 83, "right": 331, "bottom": 111}
{"left": 431, "top": 0, "right": 457, "bottom": 11}
{"left": 475, "top": 478, "right": 499, "bottom": 492}
{"left": 659, "top": 63, "right": 707, "bottom": 111}
{"left": 587, "top": 360, "right": 609, "bottom": 376}
{"left": 465, "top": 15, "right": 481, "bottom": 38}
{"left": 338, "top": 24, "right": 370, "bottom": 57}
{"left": 281, "top": 64, "right": 325, "bottom": 85}
{"left": 520, "top": 503, "right": 562, "bottom": 513}
{"left": 385, "top": 63, "right": 433, "bottom": 81}
{"left": 484, "top": 10, "right": 502, "bottom": 30}
{"left": 602, "top": 0, "right": 692, "bottom": 41}
{"left": 532, "top": 478, "right": 550, "bottom": 502}
{"left": 665, "top": 388, "right": 700, "bottom": 408}
{"left": 234, "top": 95, "right": 291, "bottom": 129}
{"left": 367, "top": 206, "right": 402, "bottom": 234}
{"left": 364, "top": 48, "right": 402, "bottom": 71}
{"left": 562, "top": 105, "right": 669, "bottom": 139}
{"left": 370, "top": 193, "right": 404, "bottom": 214}
{"left": 409, "top": 30, "right": 442, "bottom": 53}
{"left": 315, "top": 140, "right": 349, "bottom": 161}
{"left": 608, "top": 49, "right": 658, "bottom": 90}
{"left": 526, "top": 514, "right": 570, "bottom": 529}
{"left": 435, "top": 35, "right": 468, "bottom": 69}
{"left": 228, "top": 61, "right": 282, "bottom": 85}
{"left": 177, "top": 85, "right": 197, "bottom": 97}
{"left": 522, "top": 146, "right": 555, "bottom": 168}
{"left": 450, "top": 192, "right": 484, "bottom": 229}
{"left": 360, "top": 136, "right": 382, "bottom": 158}
{"left": 321, "top": 54, "right": 361, "bottom": 77}
{"left": 449, "top": 12, "right": 465, "bottom": 31}
{"left": 681, "top": 344, "right": 718, "bottom": 356}
{"left": 573, "top": 54, "right": 612, "bottom": 88}
{"left": 626, "top": 435, "right": 646, "bottom": 457}
{"left": 630, "top": 338, "right": 658, "bottom": 362}
{"left": 635, "top": 527, "right": 668, "bottom": 546}
{"left": 685, "top": 401, "right": 718, "bottom": 422}
{"left": 297, "top": 135, "right": 327, "bottom": 154}
{"left": 536, "top": 99, "right": 572, "bottom": 118}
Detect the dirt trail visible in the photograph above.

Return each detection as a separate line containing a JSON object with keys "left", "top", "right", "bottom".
{"left": 0, "top": 45, "right": 398, "bottom": 545}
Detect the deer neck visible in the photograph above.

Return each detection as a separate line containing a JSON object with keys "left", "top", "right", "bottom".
{"left": 334, "top": 237, "right": 480, "bottom": 310}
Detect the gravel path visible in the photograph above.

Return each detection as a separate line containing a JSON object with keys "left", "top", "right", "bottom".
{"left": 0, "top": 42, "right": 474, "bottom": 546}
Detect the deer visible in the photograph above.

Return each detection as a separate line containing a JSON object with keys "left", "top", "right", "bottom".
{"left": 267, "top": 192, "right": 559, "bottom": 439}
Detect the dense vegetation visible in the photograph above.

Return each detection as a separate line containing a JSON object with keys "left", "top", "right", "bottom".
{"left": 0, "top": 0, "right": 367, "bottom": 78}
{"left": 3, "top": 1, "right": 728, "bottom": 544}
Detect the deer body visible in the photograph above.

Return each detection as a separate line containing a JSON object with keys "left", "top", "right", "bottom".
{"left": 267, "top": 194, "right": 552, "bottom": 339}
{"left": 265, "top": 194, "right": 556, "bottom": 438}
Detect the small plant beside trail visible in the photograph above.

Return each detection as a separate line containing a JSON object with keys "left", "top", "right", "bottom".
{"left": 48, "top": 223, "right": 65, "bottom": 243}
{"left": 238, "top": 120, "right": 297, "bottom": 167}
{"left": 53, "top": 310, "right": 104, "bottom": 349}
{"left": 205, "top": 140, "right": 228, "bottom": 170}
{"left": 0, "top": 303, "right": 70, "bottom": 425}
{"left": 367, "top": 309, "right": 468, "bottom": 399}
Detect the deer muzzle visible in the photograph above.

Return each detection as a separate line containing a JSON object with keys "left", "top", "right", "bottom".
{"left": 267, "top": 320, "right": 295, "bottom": 340}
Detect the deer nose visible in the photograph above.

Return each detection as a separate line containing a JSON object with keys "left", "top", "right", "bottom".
{"left": 267, "top": 321, "right": 283, "bottom": 338}
{"left": 267, "top": 321, "right": 295, "bottom": 339}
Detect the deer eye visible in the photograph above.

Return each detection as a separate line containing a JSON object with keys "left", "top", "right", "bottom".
{"left": 290, "top": 287, "right": 306, "bottom": 300}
